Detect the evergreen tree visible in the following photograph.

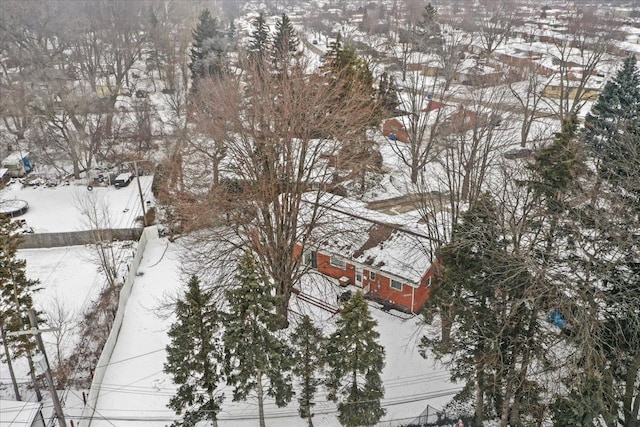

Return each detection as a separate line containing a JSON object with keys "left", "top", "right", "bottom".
{"left": 377, "top": 72, "right": 399, "bottom": 117}
{"left": 324, "top": 35, "right": 374, "bottom": 91}
{"left": 164, "top": 275, "right": 224, "bottom": 427}
{"left": 322, "top": 34, "right": 380, "bottom": 192}
{"left": 325, "top": 292, "right": 385, "bottom": 427}
{"left": 324, "top": 37, "right": 376, "bottom": 115}
{"left": 290, "top": 315, "right": 324, "bottom": 427}
{"left": 249, "top": 13, "right": 270, "bottom": 64}
{"left": 271, "top": 13, "right": 299, "bottom": 74}
{"left": 414, "top": 3, "right": 443, "bottom": 54}
{"left": 575, "top": 57, "right": 640, "bottom": 427}
{"left": 0, "top": 214, "right": 40, "bottom": 360}
{"left": 223, "top": 253, "right": 293, "bottom": 427}
{"left": 584, "top": 56, "right": 640, "bottom": 200}
{"left": 189, "top": 9, "right": 227, "bottom": 87}
{"left": 421, "top": 193, "right": 545, "bottom": 425}
{"left": 527, "top": 114, "right": 585, "bottom": 214}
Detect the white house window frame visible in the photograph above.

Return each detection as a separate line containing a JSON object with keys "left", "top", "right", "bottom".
{"left": 390, "top": 279, "right": 403, "bottom": 291}
{"left": 370, "top": 271, "right": 376, "bottom": 280}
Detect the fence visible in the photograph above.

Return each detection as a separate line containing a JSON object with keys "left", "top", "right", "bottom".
{"left": 18, "top": 228, "right": 143, "bottom": 249}
{"left": 76, "top": 226, "right": 159, "bottom": 427}
{"left": 404, "top": 404, "right": 474, "bottom": 427}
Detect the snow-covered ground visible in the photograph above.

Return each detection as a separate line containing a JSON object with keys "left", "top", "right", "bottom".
{"left": 87, "top": 237, "right": 459, "bottom": 427}
{"left": 0, "top": 176, "right": 154, "bottom": 233}
{"left": 0, "top": 180, "right": 152, "bottom": 408}
{"left": 1, "top": 180, "right": 460, "bottom": 426}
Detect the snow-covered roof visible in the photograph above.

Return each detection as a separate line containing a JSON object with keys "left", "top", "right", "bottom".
{"left": 2, "top": 152, "right": 29, "bottom": 164}
{"left": 305, "top": 194, "right": 437, "bottom": 285}
{"left": 0, "top": 400, "right": 43, "bottom": 427}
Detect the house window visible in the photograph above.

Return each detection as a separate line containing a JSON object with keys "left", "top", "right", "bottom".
{"left": 303, "top": 250, "right": 317, "bottom": 268}
{"left": 370, "top": 271, "right": 376, "bottom": 280}
{"left": 330, "top": 257, "right": 346, "bottom": 269}
{"left": 425, "top": 277, "right": 432, "bottom": 287}
{"left": 391, "top": 279, "right": 402, "bottom": 291}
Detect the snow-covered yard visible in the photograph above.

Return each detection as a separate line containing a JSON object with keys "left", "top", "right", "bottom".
{"left": 1, "top": 180, "right": 460, "bottom": 426}
{"left": 0, "top": 176, "right": 154, "bottom": 233}
{"left": 86, "top": 237, "right": 459, "bottom": 427}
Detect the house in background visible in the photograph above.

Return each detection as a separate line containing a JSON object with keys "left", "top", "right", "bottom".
{"left": 1, "top": 152, "right": 32, "bottom": 178}
{"left": 298, "top": 196, "right": 440, "bottom": 314}
{"left": 381, "top": 99, "right": 447, "bottom": 143}
{"left": 382, "top": 102, "right": 488, "bottom": 144}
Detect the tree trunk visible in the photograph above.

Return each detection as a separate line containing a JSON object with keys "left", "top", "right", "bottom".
{"left": 475, "top": 366, "right": 485, "bottom": 426}
{"left": 461, "top": 166, "right": 471, "bottom": 203}
{"left": 257, "top": 373, "right": 266, "bottom": 427}
{"left": 499, "top": 354, "right": 517, "bottom": 427}
{"left": 623, "top": 352, "right": 640, "bottom": 427}
{"left": 208, "top": 390, "right": 219, "bottom": 427}
{"left": 276, "top": 280, "right": 292, "bottom": 328}
{"left": 212, "top": 157, "right": 220, "bottom": 186}
{"left": 411, "top": 160, "right": 419, "bottom": 184}
{"left": 0, "top": 325, "right": 21, "bottom": 401}
{"left": 440, "top": 305, "right": 452, "bottom": 346}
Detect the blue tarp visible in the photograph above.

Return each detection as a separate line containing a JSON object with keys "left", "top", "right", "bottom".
{"left": 547, "top": 311, "right": 567, "bottom": 329}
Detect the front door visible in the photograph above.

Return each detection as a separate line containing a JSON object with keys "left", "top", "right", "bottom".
{"left": 355, "top": 267, "right": 363, "bottom": 287}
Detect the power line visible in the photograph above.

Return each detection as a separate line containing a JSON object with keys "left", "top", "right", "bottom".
{"left": 69, "top": 386, "right": 462, "bottom": 422}
{"left": 93, "top": 348, "right": 165, "bottom": 370}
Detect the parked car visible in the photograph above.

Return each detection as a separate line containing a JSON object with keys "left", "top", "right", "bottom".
{"left": 114, "top": 172, "right": 134, "bottom": 188}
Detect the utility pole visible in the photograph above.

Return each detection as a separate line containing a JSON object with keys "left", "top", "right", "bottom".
{"left": 132, "top": 160, "right": 148, "bottom": 226}
{"left": 9, "top": 310, "right": 67, "bottom": 426}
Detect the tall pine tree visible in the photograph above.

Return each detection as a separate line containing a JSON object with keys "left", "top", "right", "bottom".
{"left": 414, "top": 3, "right": 443, "bottom": 54}
{"left": 164, "top": 275, "right": 224, "bottom": 427}
{"left": 574, "top": 56, "right": 640, "bottom": 427}
{"left": 584, "top": 56, "right": 640, "bottom": 201}
{"left": 223, "top": 253, "right": 293, "bottom": 427}
{"left": 249, "top": 13, "right": 270, "bottom": 64}
{"left": 527, "top": 114, "right": 585, "bottom": 215}
{"left": 323, "top": 35, "right": 381, "bottom": 192}
{"left": 421, "top": 192, "right": 546, "bottom": 425}
{"left": 325, "top": 292, "right": 385, "bottom": 427}
{"left": 290, "top": 315, "right": 325, "bottom": 427}
{"left": 189, "top": 9, "right": 227, "bottom": 88}
{"left": 271, "top": 13, "right": 299, "bottom": 74}
{"left": 0, "top": 214, "right": 40, "bottom": 360}
{"left": 377, "top": 72, "right": 399, "bottom": 117}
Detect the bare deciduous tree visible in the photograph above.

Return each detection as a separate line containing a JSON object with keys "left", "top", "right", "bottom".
{"left": 543, "top": 12, "right": 610, "bottom": 121}
{"left": 42, "top": 296, "right": 76, "bottom": 384}
{"left": 174, "top": 58, "right": 378, "bottom": 323}
{"left": 388, "top": 71, "right": 446, "bottom": 185}
{"left": 75, "top": 190, "right": 120, "bottom": 291}
{"left": 507, "top": 61, "right": 551, "bottom": 147}
{"left": 415, "top": 84, "right": 512, "bottom": 246}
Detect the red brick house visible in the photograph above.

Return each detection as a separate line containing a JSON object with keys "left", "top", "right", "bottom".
{"left": 299, "top": 197, "right": 438, "bottom": 314}
{"left": 381, "top": 100, "right": 447, "bottom": 143}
